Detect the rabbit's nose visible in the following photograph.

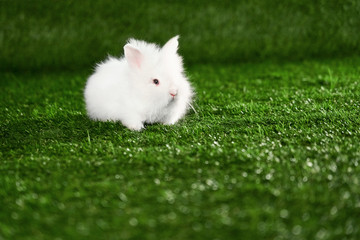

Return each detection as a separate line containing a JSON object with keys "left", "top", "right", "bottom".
{"left": 170, "top": 89, "right": 178, "bottom": 97}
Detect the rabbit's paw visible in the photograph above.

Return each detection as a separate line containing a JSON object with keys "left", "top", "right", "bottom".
{"left": 163, "top": 120, "right": 177, "bottom": 126}
{"left": 122, "top": 120, "right": 144, "bottom": 131}
{"left": 162, "top": 115, "right": 181, "bottom": 126}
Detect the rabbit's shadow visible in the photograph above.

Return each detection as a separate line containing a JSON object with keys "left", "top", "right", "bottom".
{"left": 1, "top": 111, "right": 201, "bottom": 154}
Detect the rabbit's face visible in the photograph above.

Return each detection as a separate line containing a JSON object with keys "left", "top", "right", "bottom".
{"left": 144, "top": 68, "right": 181, "bottom": 108}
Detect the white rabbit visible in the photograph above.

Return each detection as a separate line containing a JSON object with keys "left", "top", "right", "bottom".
{"left": 84, "top": 36, "right": 194, "bottom": 131}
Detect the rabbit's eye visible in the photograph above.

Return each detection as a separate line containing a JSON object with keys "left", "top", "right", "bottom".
{"left": 153, "top": 79, "right": 160, "bottom": 85}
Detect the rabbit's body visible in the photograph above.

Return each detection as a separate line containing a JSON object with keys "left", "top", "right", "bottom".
{"left": 84, "top": 36, "right": 193, "bottom": 131}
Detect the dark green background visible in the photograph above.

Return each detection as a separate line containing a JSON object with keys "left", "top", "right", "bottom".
{"left": 1, "top": 0, "right": 360, "bottom": 72}
{"left": 1, "top": 1, "right": 360, "bottom": 239}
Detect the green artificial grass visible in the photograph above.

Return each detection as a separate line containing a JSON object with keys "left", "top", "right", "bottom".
{"left": 1, "top": 57, "right": 360, "bottom": 239}
{"left": 1, "top": 0, "right": 360, "bottom": 71}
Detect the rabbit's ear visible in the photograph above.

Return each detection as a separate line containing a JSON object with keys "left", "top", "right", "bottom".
{"left": 161, "top": 35, "right": 179, "bottom": 55}
{"left": 124, "top": 44, "right": 143, "bottom": 69}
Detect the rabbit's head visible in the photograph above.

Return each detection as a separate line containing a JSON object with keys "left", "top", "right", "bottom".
{"left": 124, "top": 36, "right": 190, "bottom": 110}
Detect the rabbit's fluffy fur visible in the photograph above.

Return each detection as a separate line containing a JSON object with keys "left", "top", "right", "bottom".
{"left": 84, "top": 36, "right": 194, "bottom": 131}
